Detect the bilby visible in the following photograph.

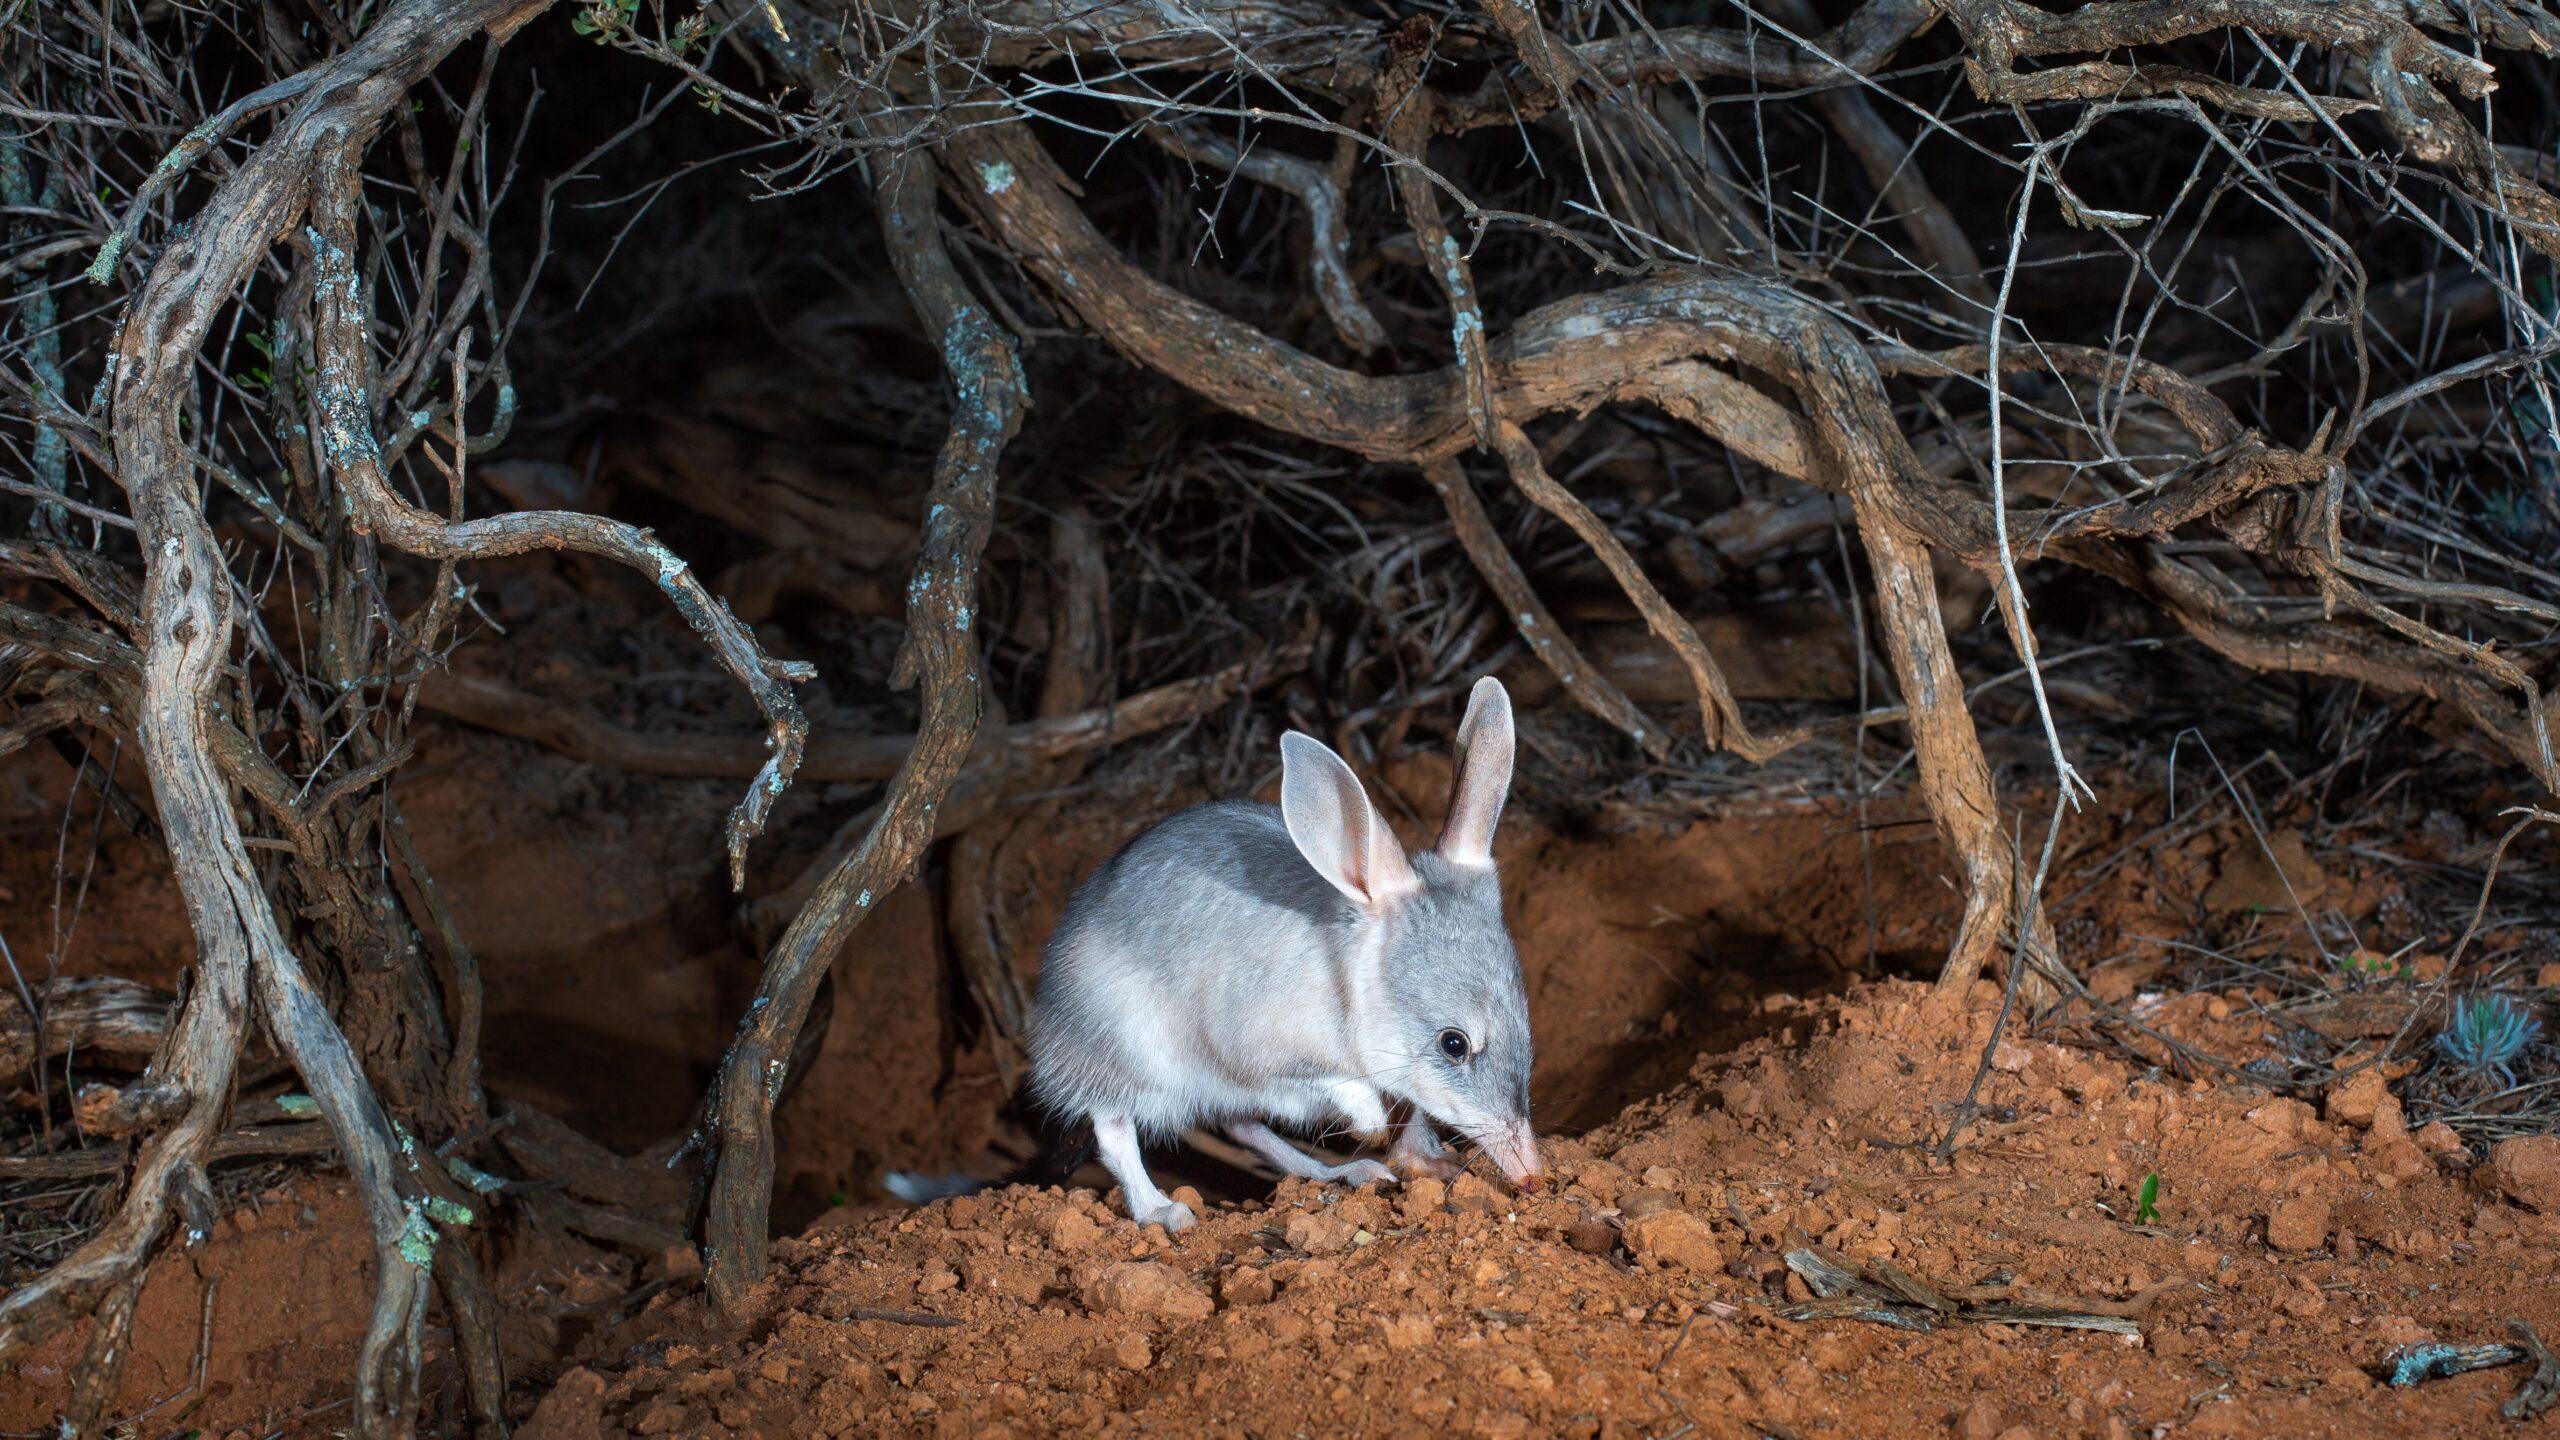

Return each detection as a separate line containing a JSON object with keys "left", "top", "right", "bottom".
{"left": 1022, "top": 676, "right": 1544, "bottom": 1231}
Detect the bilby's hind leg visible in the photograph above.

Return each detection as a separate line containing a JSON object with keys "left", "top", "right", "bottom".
{"left": 1092, "top": 1114, "right": 1196, "bottom": 1232}
{"left": 1228, "top": 1120, "right": 1396, "bottom": 1188}
{"left": 1388, "top": 1113, "right": 1463, "bottom": 1180}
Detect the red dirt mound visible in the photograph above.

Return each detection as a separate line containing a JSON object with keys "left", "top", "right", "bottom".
{"left": 513, "top": 980, "right": 2557, "bottom": 1439}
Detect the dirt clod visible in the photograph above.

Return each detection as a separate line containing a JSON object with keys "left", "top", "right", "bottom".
{"left": 520, "top": 1366, "right": 607, "bottom": 1440}
{"left": 2488, "top": 1135, "right": 2560, "bottom": 1214}
{"left": 1282, "top": 1207, "right": 1359, "bottom": 1252}
{"left": 1222, "top": 1266, "right": 1276, "bottom": 1306}
{"left": 2265, "top": 1194, "right": 2332, "bottom": 1253}
{"left": 1083, "top": 1261, "right": 1214, "bottom": 1320}
{"left": 1380, "top": 1313, "right": 1434, "bottom": 1349}
{"left": 2273, "top": 1188, "right": 2334, "bottom": 1245}
{"left": 1622, "top": 1208, "right": 1723, "bottom": 1271}
{"left": 2204, "top": 830, "right": 2327, "bottom": 913}
{"left": 1565, "top": 1208, "right": 1618, "bottom": 1255}
{"left": 1046, "top": 1207, "right": 1102, "bottom": 1252}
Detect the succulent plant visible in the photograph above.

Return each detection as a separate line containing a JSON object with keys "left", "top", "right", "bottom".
{"left": 2434, "top": 992, "right": 2543, "bottom": 1089}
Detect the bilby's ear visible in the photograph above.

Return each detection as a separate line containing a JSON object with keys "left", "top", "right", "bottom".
{"left": 1280, "top": 731, "right": 1419, "bottom": 905}
{"left": 1437, "top": 677, "right": 1514, "bottom": 867}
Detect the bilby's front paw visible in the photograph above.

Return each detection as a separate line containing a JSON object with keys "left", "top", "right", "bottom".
{"left": 1328, "top": 1159, "right": 1398, "bottom": 1188}
{"left": 1390, "top": 1151, "right": 1464, "bottom": 1182}
{"left": 1133, "top": 1200, "right": 1198, "bottom": 1233}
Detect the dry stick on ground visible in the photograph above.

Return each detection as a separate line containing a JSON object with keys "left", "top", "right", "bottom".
{"left": 697, "top": 146, "right": 1026, "bottom": 1331}
{"left": 0, "top": 3, "right": 559, "bottom": 1432}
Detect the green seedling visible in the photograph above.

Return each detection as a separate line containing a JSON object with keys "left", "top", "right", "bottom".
{"left": 2133, "top": 1172, "right": 2160, "bottom": 1225}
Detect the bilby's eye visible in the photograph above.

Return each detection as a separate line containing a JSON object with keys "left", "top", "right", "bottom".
{"left": 1437, "top": 1029, "right": 1472, "bottom": 1062}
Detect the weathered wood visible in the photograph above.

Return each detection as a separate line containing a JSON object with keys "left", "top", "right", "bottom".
{"left": 697, "top": 146, "right": 1025, "bottom": 1330}
{"left": 0, "top": 978, "right": 174, "bottom": 1076}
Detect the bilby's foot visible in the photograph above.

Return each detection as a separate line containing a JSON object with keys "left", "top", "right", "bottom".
{"left": 1133, "top": 1199, "right": 1198, "bottom": 1232}
{"left": 1323, "top": 1158, "right": 1397, "bottom": 1188}
{"left": 1229, "top": 1120, "right": 1396, "bottom": 1189}
{"left": 1389, "top": 1149, "right": 1464, "bottom": 1181}
{"left": 1389, "top": 1119, "right": 1464, "bottom": 1180}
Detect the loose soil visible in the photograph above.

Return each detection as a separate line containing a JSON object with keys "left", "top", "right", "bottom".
{"left": 6, "top": 680, "right": 2556, "bottom": 1436}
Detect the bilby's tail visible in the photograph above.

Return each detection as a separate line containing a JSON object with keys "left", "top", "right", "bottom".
{"left": 882, "top": 1170, "right": 994, "bottom": 1204}
{"left": 882, "top": 1108, "right": 1093, "bottom": 1206}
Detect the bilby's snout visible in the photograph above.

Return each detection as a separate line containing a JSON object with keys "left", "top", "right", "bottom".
{"left": 1472, "top": 1115, "right": 1545, "bottom": 1193}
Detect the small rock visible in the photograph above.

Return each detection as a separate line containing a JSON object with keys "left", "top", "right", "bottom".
{"left": 2322, "top": 1366, "right": 2372, "bottom": 1395}
{"left": 1616, "top": 1188, "right": 1679, "bottom": 1222}
{"left": 1220, "top": 1267, "right": 1276, "bottom": 1306}
{"left": 654, "top": 1244, "right": 702, "bottom": 1282}
{"left": 2373, "top": 1314, "right": 2433, "bottom": 1347}
{"left": 2363, "top": 1134, "right": 2432, "bottom": 1183}
{"left": 2266, "top": 1194, "right": 2331, "bottom": 1254}
{"left": 2204, "top": 830, "right": 2328, "bottom": 914}
{"left": 1046, "top": 1208, "right": 1101, "bottom": 1253}
{"left": 1565, "top": 1208, "right": 1617, "bottom": 1255}
{"left": 1113, "top": 1332, "right": 1152, "bottom": 1371}
{"left": 2326, "top": 1069, "right": 2388, "bottom": 1128}
{"left": 2246, "top": 1099, "right": 2316, "bottom": 1137}
{"left": 1398, "top": 1175, "right": 1447, "bottom": 1221}
{"left": 1083, "top": 1261, "right": 1214, "bottom": 1321}
{"left": 1449, "top": 1173, "right": 1505, "bottom": 1214}
{"left": 2411, "top": 1121, "right": 2465, "bottom": 1157}
{"left": 1380, "top": 1313, "right": 1434, "bottom": 1350}
{"left": 1991, "top": 1042, "right": 2034, "bottom": 1073}
{"left": 1623, "top": 1208, "right": 1723, "bottom": 1272}
{"left": 1283, "top": 1208, "right": 1358, "bottom": 1253}
{"left": 520, "top": 1367, "right": 607, "bottom": 1440}
{"left": 1958, "top": 1397, "right": 2006, "bottom": 1440}
{"left": 2487, "top": 1135, "right": 2560, "bottom": 1214}
{"left": 2368, "top": 1094, "right": 2409, "bottom": 1143}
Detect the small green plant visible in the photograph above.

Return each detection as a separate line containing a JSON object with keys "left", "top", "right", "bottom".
{"left": 2436, "top": 992, "right": 2542, "bottom": 1088}
{"left": 232, "top": 330, "right": 274, "bottom": 392}
{"left": 2133, "top": 1171, "right": 2160, "bottom": 1225}
{"left": 570, "top": 0, "right": 642, "bottom": 39}
{"left": 2338, "top": 950, "right": 2406, "bottom": 985}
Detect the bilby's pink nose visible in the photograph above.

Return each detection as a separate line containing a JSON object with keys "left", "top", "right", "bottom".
{"left": 1479, "top": 1120, "right": 1545, "bottom": 1193}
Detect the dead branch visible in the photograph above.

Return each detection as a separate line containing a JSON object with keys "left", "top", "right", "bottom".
{"left": 696, "top": 146, "right": 1025, "bottom": 1329}
{"left": 0, "top": 978, "right": 172, "bottom": 1076}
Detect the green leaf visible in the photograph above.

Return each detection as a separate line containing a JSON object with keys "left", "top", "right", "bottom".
{"left": 2134, "top": 1172, "right": 2160, "bottom": 1225}
{"left": 570, "top": 11, "right": 597, "bottom": 32}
